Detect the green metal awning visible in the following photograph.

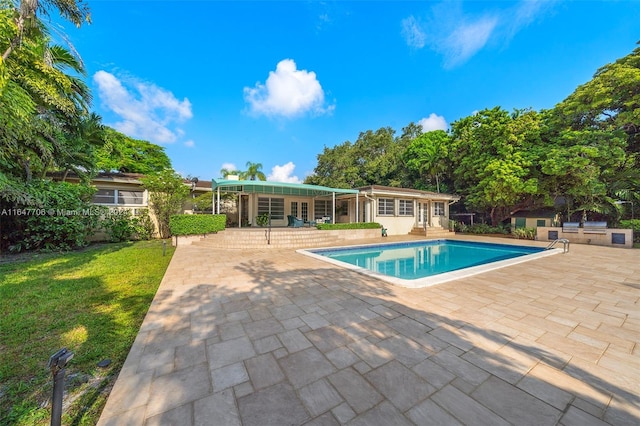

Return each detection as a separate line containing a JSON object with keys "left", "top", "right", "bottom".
{"left": 212, "top": 179, "right": 359, "bottom": 197}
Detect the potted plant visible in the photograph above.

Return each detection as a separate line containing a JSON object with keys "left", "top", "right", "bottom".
{"left": 255, "top": 213, "right": 270, "bottom": 227}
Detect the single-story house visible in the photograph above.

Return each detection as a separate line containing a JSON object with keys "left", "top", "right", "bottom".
{"left": 211, "top": 179, "right": 460, "bottom": 236}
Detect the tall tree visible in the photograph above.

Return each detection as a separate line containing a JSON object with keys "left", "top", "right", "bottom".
{"left": 96, "top": 128, "right": 171, "bottom": 174}
{"left": 241, "top": 161, "right": 266, "bottom": 181}
{"left": 448, "top": 107, "right": 541, "bottom": 225}
{"left": 404, "top": 130, "right": 450, "bottom": 192}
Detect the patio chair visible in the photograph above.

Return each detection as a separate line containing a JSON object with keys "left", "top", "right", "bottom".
{"left": 287, "top": 215, "right": 304, "bottom": 228}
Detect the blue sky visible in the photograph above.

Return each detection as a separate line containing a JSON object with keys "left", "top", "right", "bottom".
{"left": 57, "top": 1, "right": 639, "bottom": 182}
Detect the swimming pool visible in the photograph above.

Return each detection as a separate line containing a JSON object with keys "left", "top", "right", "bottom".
{"left": 298, "top": 239, "right": 561, "bottom": 288}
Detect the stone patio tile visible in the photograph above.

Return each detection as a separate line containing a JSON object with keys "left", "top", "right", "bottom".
{"left": 327, "top": 367, "right": 383, "bottom": 414}
{"left": 278, "top": 328, "right": 313, "bottom": 353}
{"left": 137, "top": 347, "right": 174, "bottom": 374}
{"left": 146, "top": 363, "right": 212, "bottom": 417}
{"left": 461, "top": 348, "right": 535, "bottom": 384}
{"left": 244, "top": 317, "right": 285, "bottom": 340}
{"left": 143, "top": 326, "right": 191, "bottom": 354}
{"left": 207, "top": 336, "right": 256, "bottom": 369}
{"left": 369, "top": 304, "right": 401, "bottom": 319}
{"left": 279, "top": 347, "right": 337, "bottom": 388}
{"left": 516, "top": 372, "right": 574, "bottom": 411}
{"left": 99, "top": 370, "right": 153, "bottom": 418}
{"left": 365, "top": 360, "right": 436, "bottom": 411}
{"left": 145, "top": 403, "right": 192, "bottom": 426}
{"left": 560, "top": 406, "right": 610, "bottom": 426}
{"left": 237, "top": 383, "right": 309, "bottom": 426}
{"left": 430, "top": 349, "right": 491, "bottom": 386}
{"left": 527, "top": 363, "right": 611, "bottom": 409}
{"left": 301, "top": 312, "right": 331, "bottom": 329}
{"left": 331, "top": 402, "right": 356, "bottom": 423}
{"left": 222, "top": 298, "right": 252, "bottom": 314}
{"left": 96, "top": 405, "right": 146, "bottom": 426}
{"left": 536, "top": 332, "right": 606, "bottom": 363}
{"left": 211, "top": 361, "right": 248, "bottom": 391}
{"left": 193, "top": 390, "right": 241, "bottom": 426}
{"left": 348, "top": 401, "right": 414, "bottom": 426}
{"left": 325, "top": 346, "right": 360, "bottom": 369}
{"left": 175, "top": 340, "right": 206, "bottom": 370}
{"left": 386, "top": 315, "right": 432, "bottom": 339}
{"left": 472, "top": 376, "right": 561, "bottom": 425}
{"left": 218, "top": 321, "right": 246, "bottom": 340}
{"left": 429, "top": 325, "right": 475, "bottom": 351}
{"left": 270, "top": 303, "right": 306, "bottom": 320}
{"left": 407, "top": 398, "right": 463, "bottom": 425}
{"left": 412, "top": 358, "right": 456, "bottom": 389}
{"left": 281, "top": 316, "right": 306, "bottom": 330}
{"left": 603, "top": 393, "right": 640, "bottom": 426}
{"left": 253, "top": 335, "right": 282, "bottom": 354}
{"left": 377, "top": 335, "right": 430, "bottom": 367}
{"left": 347, "top": 338, "right": 394, "bottom": 368}
{"left": 244, "top": 353, "right": 285, "bottom": 390}
{"left": 431, "top": 385, "right": 511, "bottom": 426}
{"left": 306, "top": 325, "right": 355, "bottom": 353}
{"left": 303, "top": 412, "right": 340, "bottom": 426}
{"left": 298, "top": 378, "right": 344, "bottom": 417}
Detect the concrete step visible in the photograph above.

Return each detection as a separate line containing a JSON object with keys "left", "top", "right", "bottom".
{"left": 190, "top": 227, "right": 373, "bottom": 249}
{"left": 408, "top": 227, "right": 453, "bottom": 239}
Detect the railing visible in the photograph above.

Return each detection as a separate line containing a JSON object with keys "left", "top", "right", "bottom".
{"left": 546, "top": 238, "right": 570, "bottom": 253}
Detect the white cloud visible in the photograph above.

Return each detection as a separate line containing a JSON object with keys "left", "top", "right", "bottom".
{"left": 403, "top": 1, "right": 553, "bottom": 68}
{"left": 221, "top": 162, "right": 237, "bottom": 172}
{"left": 244, "top": 59, "right": 335, "bottom": 118}
{"left": 443, "top": 17, "right": 497, "bottom": 67}
{"left": 93, "top": 70, "right": 192, "bottom": 144}
{"left": 401, "top": 16, "right": 426, "bottom": 49}
{"left": 184, "top": 140, "right": 195, "bottom": 148}
{"left": 418, "top": 113, "right": 448, "bottom": 132}
{"left": 268, "top": 162, "right": 301, "bottom": 183}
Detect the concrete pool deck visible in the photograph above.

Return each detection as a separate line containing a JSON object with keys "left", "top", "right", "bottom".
{"left": 97, "top": 235, "right": 640, "bottom": 425}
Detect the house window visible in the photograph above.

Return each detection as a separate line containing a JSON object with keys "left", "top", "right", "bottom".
{"left": 314, "top": 199, "right": 332, "bottom": 219}
{"left": 291, "top": 202, "right": 298, "bottom": 217}
{"left": 93, "top": 189, "right": 144, "bottom": 205}
{"left": 536, "top": 219, "right": 546, "bottom": 227}
{"left": 378, "top": 198, "right": 394, "bottom": 216}
{"left": 398, "top": 199, "right": 414, "bottom": 216}
{"left": 301, "top": 202, "right": 309, "bottom": 221}
{"left": 433, "top": 202, "right": 445, "bottom": 216}
{"left": 258, "top": 197, "right": 284, "bottom": 220}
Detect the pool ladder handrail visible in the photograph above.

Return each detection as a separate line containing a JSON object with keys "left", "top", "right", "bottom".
{"left": 546, "top": 238, "right": 570, "bottom": 253}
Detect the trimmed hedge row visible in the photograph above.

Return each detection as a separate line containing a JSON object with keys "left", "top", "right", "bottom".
{"left": 316, "top": 222, "right": 382, "bottom": 230}
{"left": 169, "top": 214, "right": 226, "bottom": 236}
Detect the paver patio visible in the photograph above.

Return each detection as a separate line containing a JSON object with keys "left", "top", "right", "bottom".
{"left": 97, "top": 235, "right": 639, "bottom": 425}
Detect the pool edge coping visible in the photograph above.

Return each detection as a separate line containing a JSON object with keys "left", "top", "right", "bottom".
{"left": 296, "top": 239, "right": 564, "bottom": 288}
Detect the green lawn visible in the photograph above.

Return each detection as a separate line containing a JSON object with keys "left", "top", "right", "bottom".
{"left": 0, "top": 240, "right": 175, "bottom": 426}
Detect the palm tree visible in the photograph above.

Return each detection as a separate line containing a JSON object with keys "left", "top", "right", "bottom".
{"left": 241, "top": 161, "right": 266, "bottom": 181}
{"left": 219, "top": 167, "right": 241, "bottom": 178}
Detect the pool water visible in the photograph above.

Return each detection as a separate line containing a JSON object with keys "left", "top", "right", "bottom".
{"left": 300, "top": 239, "right": 557, "bottom": 288}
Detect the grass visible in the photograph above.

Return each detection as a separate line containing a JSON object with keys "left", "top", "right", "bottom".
{"left": 0, "top": 240, "right": 175, "bottom": 426}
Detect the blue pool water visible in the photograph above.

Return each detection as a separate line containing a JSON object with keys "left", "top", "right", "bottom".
{"left": 308, "top": 239, "right": 545, "bottom": 281}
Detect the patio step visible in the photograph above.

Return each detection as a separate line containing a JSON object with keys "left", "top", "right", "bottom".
{"left": 192, "top": 228, "right": 347, "bottom": 249}
{"left": 408, "top": 227, "right": 453, "bottom": 239}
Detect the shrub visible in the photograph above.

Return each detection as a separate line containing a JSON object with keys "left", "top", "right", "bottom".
{"left": 6, "top": 180, "right": 99, "bottom": 252}
{"left": 101, "top": 208, "right": 155, "bottom": 242}
{"left": 512, "top": 227, "right": 536, "bottom": 240}
{"left": 255, "top": 213, "right": 270, "bottom": 227}
{"left": 169, "top": 214, "right": 226, "bottom": 236}
{"left": 620, "top": 219, "right": 640, "bottom": 243}
{"left": 458, "top": 223, "right": 509, "bottom": 235}
{"left": 315, "top": 222, "right": 382, "bottom": 230}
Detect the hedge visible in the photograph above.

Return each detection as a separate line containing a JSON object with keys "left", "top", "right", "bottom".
{"left": 169, "top": 214, "right": 226, "bottom": 236}
{"left": 315, "top": 222, "right": 382, "bottom": 230}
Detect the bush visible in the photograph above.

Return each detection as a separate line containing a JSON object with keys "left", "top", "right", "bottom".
{"left": 6, "top": 180, "right": 99, "bottom": 252}
{"left": 101, "top": 208, "right": 155, "bottom": 242}
{"left": 512, "top": 227, "right": 536, "bottom": 240}
{"left": 169, "top": 214, "right": 226, "bottom": 236}
{"left": 620, "top": 219, "right": 640, "bottom": 243}
{"left": 456, "top": 223, "right": 509, "bottom": 235}
{"left": 255, "top": 213, "right": 270, "bottom": 227}
{"left": 316, "top": 222, "right": 382, "bottom": 230}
